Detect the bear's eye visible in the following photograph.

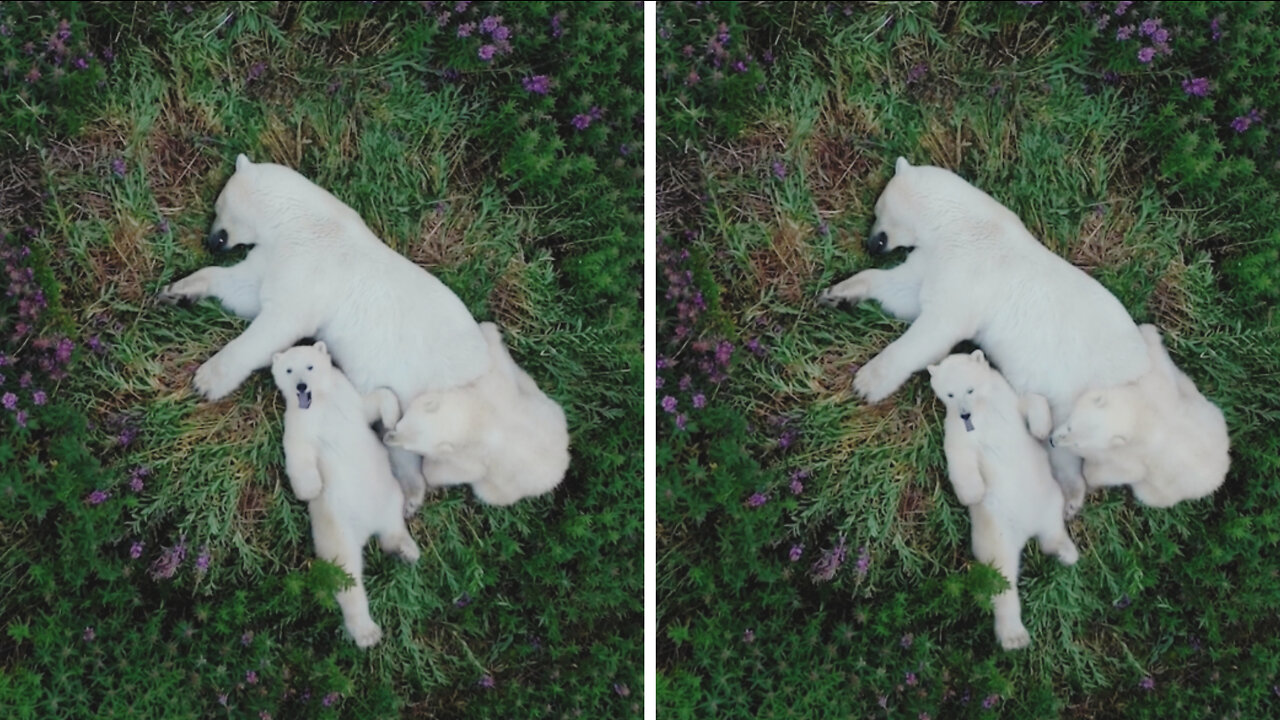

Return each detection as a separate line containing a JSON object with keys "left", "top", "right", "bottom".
{"left": 307, "top": 365, "right": 313, "bottom": 371}
{"left": 286, "top": 368, "right": 292, "bottom": 374}
{"left": 947, "top": 393, "right": 953, "bottom": 398}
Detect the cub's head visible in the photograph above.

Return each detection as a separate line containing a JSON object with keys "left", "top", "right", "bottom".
{"left": 927, "top": 350, "right": 997, "bottom": 432}
{"left": 383, "top": 390, "right": 483, "bottom": 456}
{"left": 271, "top": 343, "right": 334, "bottom": 411}
{"left": 1050, "top": 387, "right": 1139, "bottom": 451}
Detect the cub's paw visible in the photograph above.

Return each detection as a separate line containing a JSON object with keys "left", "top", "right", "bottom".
{"left": 402, "top": 488, "right": 425, "bottom": 518}
{"left": 1062, "top": 492, "right": 1085, "bottom": 521}
{"left": 853, "top": 357, "right": 899, "bottom": 404}
{"left": 1056, "top": 540, "right": 1080, "bottom": 567}
{"left": 347, "top": 619, "right": 383, "bottom": 650}
{"left": 397, "top": 540, "right": 421, "bottom": 565}
{"left": 997, "top": 622, "right": 1031, "bottom": 651}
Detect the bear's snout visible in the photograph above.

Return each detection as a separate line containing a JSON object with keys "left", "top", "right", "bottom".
{"left": 866, "top": 231, "right": 889, "bottom": 255}
{"left": 960, "top": 412, "right": 971, "bottom": 421}
{"left": 205, "top": 228, "right": 229, "bottom": 252}
{"left": 297, "top": 382, "right": 308, "bottom": 392}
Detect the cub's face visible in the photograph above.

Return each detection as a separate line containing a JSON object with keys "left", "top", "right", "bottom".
{"left": 271, "top": 343, "right": 334, "bottom": 410}
{"left": 1051, "top": 390, "right": 1135, "bottom": 451}
{"left": 927, "top": 350, "right": 994, "bottom": 432}
{"left": 206, "top": 154, "right": 262, "bottom": 253}
{"left": 383, "top": 392, "right": 480, "bottom": 456}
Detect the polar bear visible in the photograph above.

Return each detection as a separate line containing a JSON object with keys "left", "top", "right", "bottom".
{"left": 1049, "top": 324, "right": 1229, "bottom": 507}
{"left": 927, "top": 350, "right": 1078, "bottom": 650}
{"left": 382, "top": 322, "right": 570, "bottom": 506}
{"left": 157, "top": 154, "right": 499, "bottom": 513}
{"left": 272, "top": 342, "right": 419, "bottom": 649}
{"left": 818, "top": 157, "right": 1155, "bottom": 516}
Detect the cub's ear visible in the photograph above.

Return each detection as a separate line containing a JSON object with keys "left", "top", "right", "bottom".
{"left": 272, "top": 352, "right": 281, "bottom": 362}
{"left": 313, "top": 341, "right": 327, "bottom": 356}
{"left": 895, "top": 156, "right": 911, "bottom": 174}
{"left": 970, "top": 349, "right": 986, "bottom": 364}
{"left": 1092, "top": 394, "right": 1107, "bottom": 408}
{"left": 235, "top": 153, "right": 253, "bottom": 172}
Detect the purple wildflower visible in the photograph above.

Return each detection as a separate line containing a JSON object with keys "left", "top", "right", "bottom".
{"left": 25, "top": 66, "right": 40, "bottom": 83}
{"left": 901, "top": 633, "right": 913, "bottom": 649}
{"left": 614, "top": 682, "right": 631, "bottom": 698}
{"left": 746, "top": 492, "right": 768, "bottom": 508}
{"left": 906, "top": 62, "right": 928, "bottom": 84}
{"left": 111, "top": 157, "right": 126, "bottom": 178}
{"left": 810, "top": 536, "right": 848, "bottom": 581}
{"left": 1115, "top": 0, "right": 1133, "bottom": 14}
{"left": 492, "top": 25, "right": 510, "bottom": 42}
{"left": 246, "top": 670, "right": 258, "bottom": 685}
{"left": 87, "top": 490, "right": 110, "bottom": 505}
{"left": 789, "top": 544, "right": 803, "bottom": 562}
{"left": 479, "top": 15, "right": 500, "bottom": 33}
{"left": 455, "top": 592, "right": 472, "bottom": 608}
{"left": 84, "top": 626, "right": 95, "bottom": 642}
{"left": 855, "top": 545, "right": 871, "bottom": 577}
{"left": 259, "top": 712, "right": 271, "bottom": 720}
{"left": 655, "top": 376, "right": 665, "bottom": 390}
{"left": 789, "top": 478, "right": 803, "bottom": 495}
{"left": 1115, "top": 25, "right": 1133, "bottom": 40}
{"left": 454, "top": 1, "right": 471, "bottom": 11}
{"left": 715, "top": 341, "right": 733, "bottom": 366}
{"left": 550, "top": 13, "right": 564, "bottom": 39}
{"left": 150, "top": 537, "right": 188, "bottom": 580}
{"left": 241, "top": 631, "right": 254, "bottom": 646}
{"left": 1181, "top": 77, "right": 1209, "bottom": 97}
{"left": 661, "top": 395, "right": 677, "bottom": 413}
{"left": 1, "top": 392, "right": 15, "bottom": 410}
{"left": 522, "top": 74, "right": 550, "bottom": 94}
{"left": 778, "top": 429, "right": 797, "bottom": 450}
{"left": 1140, "top": 677, "right": 1155, "bottom": 690}
{"left": 31, "top": 390, "right": 47, "bottom": 406}
{"left": 742, "top": 628, "right": 755, "bottom": 643}
{"left": 14, "top": 410, "right": 27, "bottom": 428}
{"left": 130, "top": 541, "right": 144, "bottom": 559}
{"left": 196, "top": 547, "right": 211, "bottom": 573}
{"left": 1137, "top": 46, "right": 1155, "bottom": 63}
{"left": 983, "top": 694, "right": 1000, "bottom": 709}
{"left": 322, "top": 693, "right": 339, "bottom": 707}
{"left": 1151, "top": 27, "right": 1169, "bottom": 44}
{"left": 456, "top": 22, "right": 475, "bottom": 37}
{"left": 1138, "top": 18, "right": 1159, "bottom": 36}
{"left": 771, "top": 160, "right": 787, "bottom": 179}
{"left": 477, "top": 44, "right": 496, "bottom": 61}
{"left": 571, "top": 113, "right": 592, "bottom": 130}
{"left": 906, "top": 672, "right": 918, "bottom": 686}
{"left": 692, "top": 393, "right": 706, "bottom": 409}
{"left": 732, "top": 60, "right": 748, "bottom": 73}
{"left": 246, "top": 62, "right": 265, "bottom": 82}
{"left": 1231, "top": 115, "right": 1252, "bottom": 133}
{"left": 478, "top": 674, "right": 495, "bottom": 689}
{"left": 1211, "top": 16, "right": 1222, "bottom": 41}
{"left": 675, "top": 414, "right": 688, "bottom": 430}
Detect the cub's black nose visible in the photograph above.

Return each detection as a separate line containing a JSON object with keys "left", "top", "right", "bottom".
{"left": 960, "top": 412, "right": 971, "bottom": 421}
{"left": 296, "top": 382, "right": 308, "bottom": 392}
{"left": 205, "top": 228, "right": 228, "bottom": 252}
{"left": 865, "top": 231, "right": 888, "bottom": 255}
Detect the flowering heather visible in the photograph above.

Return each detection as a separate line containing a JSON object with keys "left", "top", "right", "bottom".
{"left": 661, "top": 395, "right": 677, "bottom": 413}
{"left": 810, "top": 536, "right": 848, "bottom": 582}
{"left": 246, "top": 670, "right": 258, "bottom": 685}
{"left": 110, "top": 157, "right": 126, "bottom": 177}
{"left": 456, "top": 22, "right": 475, "bottom": 37}
{"left": 87, "top": 489, "right": 110, "bottom": 505}
{"left": 789, "top": 544, "right": 803, "bottom": 562}
{"left": 1, "top": 392, "right": 15, "bottom": 410}
{"left": 478, "top": 674, "right": 496, "bottom": 689}
{"left": 1182, "top": 77, "right": 1210, "bottom": 97}
{"left": 246, "top": 62, "right": 265, "bottom": 82}
{"left": 478, "top": 44, "right": 496, "bottom": 61}
{"left": 150, "top": 537, "right": 188, "bottom": 580}
{"left": 571, "top": 112, "right": 592, "bottom": 130}
{"left": 675, "top": 413, "right": 688, "bottom": 430}
{"left": 771, "top": 160, "right": 786, "bottom": 179}
{"left": 854, "top": 545, "right": 871, "bottom": 578}
{"left": 195, "top": 547, "right": 211, "bottom": 573}
{"left": 31, "top": 390, "right": 46, "bottom": 406}
{"left": 746, "top": 492, "right": 768, "bottom": 508}
{"left": 1137, "top": 46, "right": 1155, "bottom": 63}
{"left": 1140, "top": 677, "right": 1155, "bottom": 690}
{"left": 83, "top": 626, "right": 95, "bottom": 642}
{"left": 1116, "top": 25, "right": 1133, "bottom": 40}
{"left": 522, "top": 74, "right": 550, "bottom": 94}
{"left": 129, "top": 541, "right": 144, "bottom": 559}
{"left": 742, "top": 628, "right": 755, "bottom": 643}
{"left": 322, "top": 693, "right": 339, "bottom": 707}
{"left": 983, "top": 694, "right": 1000, "bottom": 709}
{"left": 691, "top": 393, "right": 706, "bottom": 409}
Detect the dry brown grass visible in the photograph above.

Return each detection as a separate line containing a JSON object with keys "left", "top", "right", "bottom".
{"left": 488, "top": 254, "right": 534, "bottom": 334}
{"left": 749, "top": 218, "right": 817, "bottom": 306}
{"left": 146, "top": 93, "right": 223, "bottom": 216}
{"left": 87, "top": 212, "right": 159, "bottom": 303}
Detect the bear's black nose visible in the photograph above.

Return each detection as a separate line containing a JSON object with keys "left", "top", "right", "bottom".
{"left": 1048, "top": 436, "right": 1057, "bottom": 448}
{"left": 205, "top": 228, "right": 228, "bottom": 252}
{"left": 960, "top": 412, "right": 971, "bottom": 421}
{"left": 296, "top": 382, "right": 308, "bottom": 392}
{"left": 865, "top": 231, "right": 888, "bottom": 255}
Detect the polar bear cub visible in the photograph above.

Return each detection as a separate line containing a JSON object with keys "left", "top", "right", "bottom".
{"left": 1050, "top": 324, "right": 1229, "bottom": 507}
{"left": 272, "top": 342, "right": 420, "bottom": 649}
{"left": 928, "top": 350, "right": 1079, "bottom": 651}
{"left": 383, "top": 322, "right": 569, "bottom": 506}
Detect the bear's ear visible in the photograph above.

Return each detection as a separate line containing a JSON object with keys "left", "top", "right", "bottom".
{"left": 895, "top": 156, "right": 911, "bottom": 174}
{"left": 1110, "top": 433, "right": 1129, "bottom": 447}
{"left": 926, "top": 364, "right": 938, "bottom": 376}
{"left": 970, "top": 349, "right": 986, "bottom": 364}
{"left": 313, "top": 341, "right": 327, "bottom": 356}
{"left": 235, "top": 154, "right": 253, "bottom": 172}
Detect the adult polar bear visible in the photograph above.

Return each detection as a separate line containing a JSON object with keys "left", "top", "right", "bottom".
{"left": 818, "top": 158, "right": 1151, "bottom": 517}
{"left": 158, "top": 154, "right": 493, "bottom": 514}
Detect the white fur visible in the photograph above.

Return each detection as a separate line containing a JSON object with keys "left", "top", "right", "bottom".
{"left": 818, "top": 158, "right": 1154, "bottom": 516}
{"left": 928, "top": 350, "right": 1078, "bottom": 651}
{"left": 1050, "top": 324, "right": 1229, "bottom": 507}
{"left": 272, "top": 343, "right": 419, "bottom": 649}
{"left": 383, "top": 322, "right": 570, "bottom": 506}
{"left": 159, "top": 154, "right": 498, "bottom": 513}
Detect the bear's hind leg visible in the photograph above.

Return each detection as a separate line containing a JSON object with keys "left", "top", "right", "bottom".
{"left": 312, "top": 508, "right": 381, "bottom": 649}
{"left": 971, "top": 506, "right": 1030, "bottom": 651}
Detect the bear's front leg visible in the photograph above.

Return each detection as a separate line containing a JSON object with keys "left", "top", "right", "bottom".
{"left": 283, "top": 423, "right": 323, "bottom": 501}
{"left": 816, "top": 253, "right": 926, "bottom": 321}
{"left": 157, "top": 257, "right": 265, "bottom": 319}
{"left": 942, "top": 426, "right": 986, "bottom": 506}
{"left": 194, "top": 309, "right": 312, "bottom": 401}
{"left": 855, "top": 310, "right": 971, "bottom": 403}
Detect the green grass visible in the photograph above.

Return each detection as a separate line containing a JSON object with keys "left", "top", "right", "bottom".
{"left": 658, "top": 2, "right": 1280, "bottom": 718}
{"left": 1, "top": 2, "right": 641, "bottom": 718}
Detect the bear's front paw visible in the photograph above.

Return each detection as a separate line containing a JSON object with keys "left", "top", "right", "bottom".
{"left": 817, "top": 272, "right": 872, "bottom": 308}
{"left": 193, "top": 359, "right": 237, "bottom": 401}
{"left": 347, "top": 619, "right": 383, "bottom": 649}
{"left": 853, "top": 357, "right": 900, "bottom": 404}
{"left": 997, "top": 622, "right": 1031, "bottom": 651}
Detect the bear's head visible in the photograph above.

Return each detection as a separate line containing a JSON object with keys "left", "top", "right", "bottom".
{"left": 271, "top": 342, "right": 335, "bottom": 411}
{"left": 383, "top": 389, "right": 483, "bottom": 457}
{"left": 867, "top": 157, "right": 988, "bottom": 255}
{"left": 927, "top": 350, "right": 998, "bottom": 432}
{"left": 1050, "top": 387, "right": 1140, "bottom": 451}
{"left": 206, "top": 154, "right": 327, "bottom": 253}
{"left": 205, "top": 154, "right": 264, "bottom": 253}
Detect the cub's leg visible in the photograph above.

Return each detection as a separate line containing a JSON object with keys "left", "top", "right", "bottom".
{"left": 970, "top": 505, "right": 1030, "bottom": 650}
{"left": 311, "top": 506, "right": 381, "bottom": 649}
